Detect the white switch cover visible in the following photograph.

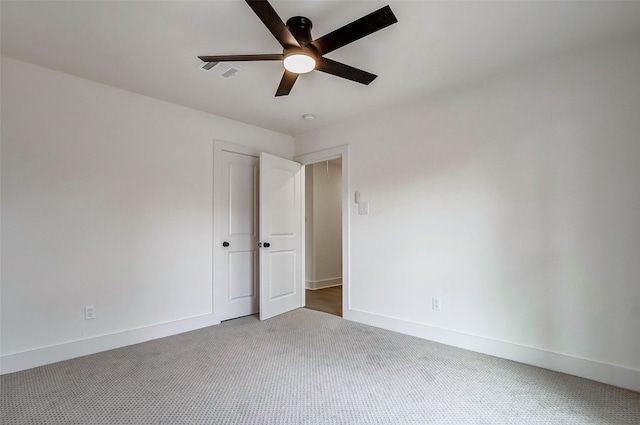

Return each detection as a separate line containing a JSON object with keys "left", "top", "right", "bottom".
{"left": 432, "top": 298, "right": 441, "bottom": 311}
{"left": 358, "top": 202, "right": 369, "bottom": 215}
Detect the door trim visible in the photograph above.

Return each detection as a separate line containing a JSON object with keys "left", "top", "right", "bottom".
{"left": 294, "top": 145, "right": 350, "bottom": 320}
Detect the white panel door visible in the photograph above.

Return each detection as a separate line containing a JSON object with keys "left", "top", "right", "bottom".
{"left": 259, "top": 152, "right": 304, "bottom": 320}
{"left": 216, "top": 150, "right": 259, "bottom": 321}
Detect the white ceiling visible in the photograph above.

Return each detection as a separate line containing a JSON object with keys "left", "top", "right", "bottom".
{"left": 2, "top": 1, "right": 640, "bottom": 136}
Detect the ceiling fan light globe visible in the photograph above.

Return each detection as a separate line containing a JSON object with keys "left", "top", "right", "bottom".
{"left": 283, "top": 53, "right": 316, "bottom": 74}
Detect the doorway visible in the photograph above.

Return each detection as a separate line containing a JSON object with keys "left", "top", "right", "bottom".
{"left": 296, "top": 145, "right": 350, "bottom": 320}
{"left": 213, "top": 142, "right": 350, "bottom": 322}
{"left": 304, "top": 159, "right": 343, "bottom": 317}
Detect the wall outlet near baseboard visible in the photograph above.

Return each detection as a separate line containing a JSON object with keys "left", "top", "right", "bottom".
{"left": 432, "top": 298, "right": 441, "bottom": 311}
{"left": 85, "top": 305, "right": 95, "bottom": 320}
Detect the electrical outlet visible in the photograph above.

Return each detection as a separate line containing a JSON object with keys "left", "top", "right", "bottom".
{"left": 85, "top": 305, "right": 95, "bottom": 320}
{"left": 358, "top": 202, "right": 369, "bottom": 215}
{"left": 432, "top": 298, "right": 441, "bottom": 311}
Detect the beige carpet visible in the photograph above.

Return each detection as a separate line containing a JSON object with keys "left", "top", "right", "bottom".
{"left": 1, "top": 308, "right": 639, "bottom": 424}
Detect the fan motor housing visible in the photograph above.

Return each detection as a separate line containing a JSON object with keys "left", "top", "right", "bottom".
{"left": 284, "top": 44, "right": 318, "bottom": 60}
{"left": 286, "top": 16, "right": 313, "bottom": 45}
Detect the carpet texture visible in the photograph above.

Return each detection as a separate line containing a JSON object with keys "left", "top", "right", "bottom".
{"left": 1, "top": 308, "right": 639, "bottom": 424}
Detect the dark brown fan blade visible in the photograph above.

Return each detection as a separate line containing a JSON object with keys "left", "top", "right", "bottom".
{"left": 311, "top": 5, "right": 397, "bottom": 55}
{"left": 245, "top": 0, "right": 300, "bottom": 49}
{"left": 316, "top": 57, "right": 377, "bottom": 85}
{"left": 198, "top": 54, "right": 283, "bottom": 62}
{"left": 275, "top": 70, "right": 299, "bottom": 96}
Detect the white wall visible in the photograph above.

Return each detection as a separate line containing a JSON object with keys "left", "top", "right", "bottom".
{"left": 295, "top": 36, "right": 640, "bottom": 390}
{"left": 305, "top": 160, "right": 342, "bottom": 289}
{"left": 0, "top": 56, "right": 293, "bottom": 371}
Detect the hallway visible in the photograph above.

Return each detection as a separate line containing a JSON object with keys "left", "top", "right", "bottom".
{"left": 305, "top": 286, "right": 342, "bottom": 317}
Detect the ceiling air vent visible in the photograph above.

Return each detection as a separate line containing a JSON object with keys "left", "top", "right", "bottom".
{"left": 201, "top": 62, "right": 242, "bottom": 79}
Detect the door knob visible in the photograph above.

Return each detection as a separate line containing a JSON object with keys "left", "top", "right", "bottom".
{"left": 258, "top": 242, "right": 270, "bottom": 248}
{"left": 222, "top": 241, "right": 230, "bottom": 247}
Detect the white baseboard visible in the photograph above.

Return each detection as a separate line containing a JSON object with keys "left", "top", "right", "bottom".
{"left": 305, "top": 277, "right": 342, "bottom": 290}
{"left": 0, "top": 314, "right": 220, "bottom": 375}
{"left": 343, "top": 308, "right": 640, "bottom": 393}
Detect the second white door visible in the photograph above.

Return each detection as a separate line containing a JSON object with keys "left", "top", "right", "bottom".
{"left": 259, "top": 152, "right": 304, "bottom": 320}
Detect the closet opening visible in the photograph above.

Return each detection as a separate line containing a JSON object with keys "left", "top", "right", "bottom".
{"left": 304, "top": 158, "right": 343, "bottom": 317}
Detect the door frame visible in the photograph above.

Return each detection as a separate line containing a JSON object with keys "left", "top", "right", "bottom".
{"left": 213, "top": 140, "right": 261, "bottom": 321}
{"left": 295, "top": 145, "right": 351, "bottom": 320}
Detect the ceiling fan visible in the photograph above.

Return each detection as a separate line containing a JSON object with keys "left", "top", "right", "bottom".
{"left": 198, "top": 0, "right": 398, "bottom": 97}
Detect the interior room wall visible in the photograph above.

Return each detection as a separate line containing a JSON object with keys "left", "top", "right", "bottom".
{"left": 305, "top": 160, "right": 343, "bottom": 289}
{"left": 294, "top": 36, "right": 640, "bottom": 390}
{"left": 0, "top": 56, "right": 294, "bottom": 371}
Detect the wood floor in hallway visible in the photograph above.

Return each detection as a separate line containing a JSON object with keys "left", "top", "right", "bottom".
{"left": 305, "top": 286, "right": 342, "bottom": 317}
